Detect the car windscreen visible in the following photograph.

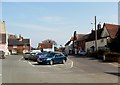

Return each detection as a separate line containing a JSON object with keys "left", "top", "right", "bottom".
{"left": 43, "top": 53, "right": 55, "bottom": 58}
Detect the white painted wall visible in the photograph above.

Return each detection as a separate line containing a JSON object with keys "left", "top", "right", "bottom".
{"left": 0, "top": 44, "right": 10, "bottom": 55}
{"left": 43, "top": 44, "right": 54, "bottom": 52}
{"left": 85, "top": 38, "right": 107, "bottom": 52}
{"left": 65, "top": 45, "right": 72, "bottom": 54}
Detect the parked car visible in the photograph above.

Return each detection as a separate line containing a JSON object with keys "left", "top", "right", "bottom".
{"left": 0, "top": 50, "right": 5, "bottom": 59}
{"left": 23, "top": 50, "right": 32, "bottom": 60}
{"left": 78, "top": 50, "right": 87, "bottom": 56}
{"left": 62, "top": 52, "right": 68, "bottom": 57}
{"left": 37, "top": 52, "right": 67, "bottom": 65}
{"left": 23, "top": 50, "right": 41, "bottom": 60}
{"left": 28, "top": 52, "right": 41, "bottom": 61}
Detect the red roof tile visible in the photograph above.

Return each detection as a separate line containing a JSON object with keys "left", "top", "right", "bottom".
{"left": 70, "top": 34, "right": 86, "bottom": 41}
{"left": 105, "top": 23, "right": 120, "bottom": 39}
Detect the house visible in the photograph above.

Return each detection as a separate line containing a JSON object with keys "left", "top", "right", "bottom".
{"left": 75, "top": 34, "right": 88, "bottom": 53}
{"left": 0, "top": 20, "right": 9, "bottom": 55}
{"left": 65, "top": 34, "right": 86, "bottom": 54}
{"left": 38, "top": 42, "right": 55, "bottom": 52}
{"left": 8, "top": 34, "right": 31, "bottom": 54}
{"left": 65, "top": 40, "right": 73, "bottom": 54}
{"left": 85, "top": 23, "right": 120, "bottom": 52}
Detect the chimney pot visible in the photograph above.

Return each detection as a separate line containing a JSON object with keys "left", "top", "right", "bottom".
{"left": 97, "top": 24, "right": 101, "bottom": 29}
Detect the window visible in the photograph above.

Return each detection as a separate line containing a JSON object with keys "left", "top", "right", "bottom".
{"left": 13, "top": 46, "right": 17, "bottom": 48}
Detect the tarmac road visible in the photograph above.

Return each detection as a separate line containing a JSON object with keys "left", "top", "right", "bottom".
{"left": 2, "top": 55, "right": 119, "bottom": 84}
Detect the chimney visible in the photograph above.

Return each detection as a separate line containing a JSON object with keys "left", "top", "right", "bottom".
{"left": 91, "top": 29, "right": 94, "bottom": 33}
{"left": 97, "top": 24, "right": 101, "bottom": 30}
{"left": 19, "top": 34, "right": 23, "bottom": 41}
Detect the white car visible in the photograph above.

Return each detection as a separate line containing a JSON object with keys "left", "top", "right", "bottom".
{"left": 78, "top": 51, "right": 87, "bottom": 55}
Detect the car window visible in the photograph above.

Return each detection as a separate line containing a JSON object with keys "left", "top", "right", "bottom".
{"left": 55, "top": 54, "right": 59, "bottom": 57}
{"left": 55, "top": 53, "right": 63, "bottom": 57}
{"left": 25, "top": 52, "right": 30, "bottom": 54}
{"left": 45, "top": 53, "right": 55, "bottom": 58}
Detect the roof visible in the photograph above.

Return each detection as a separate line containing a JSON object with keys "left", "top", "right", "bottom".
{"left": 65, "top": 34, "right": 86, "bottom": 46}
{"left": 86, "top": 28, "right": 103, "bottom": 41}
{"left": 65, "top": 40, "right": 71, "bottom": 46}
{"left": 8, "top": 39, "right": 30, "bottom": 46}
{"left": 104, "top": 23, "right": 120, "bottom": 39}
{"left": 77, "top": 34, "right": 88, "bottom": 41}
{"left": 70, "top": 34, "right": 86, "bottom": 41}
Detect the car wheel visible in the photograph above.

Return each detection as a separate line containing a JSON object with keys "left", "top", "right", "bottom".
{"left": 62, "top": 59, "right": 66, "bottom": 64}
{"left": 37, "top": 62, "right": 41, "bottom": 65}
{"left": 24, "top": 58, "right": 28, "bottom": 60}
{"left": 49, "top": 60, "right": 54, "bottom": 65}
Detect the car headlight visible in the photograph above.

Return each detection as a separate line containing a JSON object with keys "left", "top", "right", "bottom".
{"left": 46, "top": 58, "right": 51, "bottom": 60}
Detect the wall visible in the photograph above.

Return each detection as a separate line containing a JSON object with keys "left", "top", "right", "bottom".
{"left": 8, "top": 45, "right": 30, "bottom": 54}
{"left": 85, "top": 38, "right": 107, "bottom": 52}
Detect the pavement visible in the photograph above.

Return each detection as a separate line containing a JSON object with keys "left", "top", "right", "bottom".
{"left": 1, "top": 55, "right": 119, "bottom": 83}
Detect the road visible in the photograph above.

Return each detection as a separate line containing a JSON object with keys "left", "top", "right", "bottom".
{"left": 2, "top": 55, "right": 119, "bottom": 83}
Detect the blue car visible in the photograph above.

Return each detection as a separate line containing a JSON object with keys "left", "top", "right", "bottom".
{"left": 37, "top": 52, "right": 67, "bottom": 65}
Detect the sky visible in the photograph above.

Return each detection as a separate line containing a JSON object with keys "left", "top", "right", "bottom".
{"left": 1, "top": 1, "right": 119, "bottom": 47}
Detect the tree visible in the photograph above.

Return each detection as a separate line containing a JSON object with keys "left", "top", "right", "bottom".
{"left": 42, "top": 39, "right": 57, "bottom": 45}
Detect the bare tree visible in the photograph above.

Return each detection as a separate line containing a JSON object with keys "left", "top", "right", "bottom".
{"left": 42, "top": 39, "right": 57, "bottom": 45}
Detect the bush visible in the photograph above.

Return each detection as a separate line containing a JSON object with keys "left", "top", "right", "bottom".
{"left": 104, "top": 52, "right": 120, "bottom": 62}
{"left": 87, "top": 51, "right": 98, "bottom": 58}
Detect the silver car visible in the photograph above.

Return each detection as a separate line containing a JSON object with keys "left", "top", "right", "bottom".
{"left": 23, "top": 51, "right": 32, "bottom": 60}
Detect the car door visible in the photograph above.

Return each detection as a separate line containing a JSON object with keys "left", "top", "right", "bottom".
{"left": 54, "top": 53, "right": 64, "bottom": 63}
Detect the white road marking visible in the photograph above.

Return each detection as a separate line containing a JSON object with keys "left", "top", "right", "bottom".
{"left": 18, "top": 57, "right": 24, "bottom": 61}
{"left": 19, "top": 56, "right": 74, "bottom": 69}
{"left": 19, "top": 57, "right": 28, "bottom": 62}
{"left": 28, "top": 61, "right": 52, "bottom": 68}
{"left": 68, "top": 59, "right": 74, "bottom": 68}
{"left": 108, "top": 63, "right": 118, "bottom": 67}
{"left": 18, "top": 58, "right": 22, "bottom": 61}
{"left": 28, "top": 61, "right": 35, "bottom": 67}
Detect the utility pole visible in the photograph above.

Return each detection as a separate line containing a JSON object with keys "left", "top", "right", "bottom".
{"left": 95, "top": 16, "right": 98, "bottom": 51}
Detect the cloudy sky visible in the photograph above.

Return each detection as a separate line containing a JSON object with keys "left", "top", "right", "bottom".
{"left": 1, "top": 1, "right": 118, "bottom": 47}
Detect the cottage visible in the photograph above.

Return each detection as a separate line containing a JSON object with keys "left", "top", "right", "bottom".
{"left": 85, "top": 23, "right": 120, "bottom": 52}
{"left": 65, "top": 34, "right": 86, "bottom": 54}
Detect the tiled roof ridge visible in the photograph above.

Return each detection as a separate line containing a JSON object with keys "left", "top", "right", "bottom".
{"left": 105, "top": 23, "right": 120, "bottom": 39}
{"left": 105, "top": 23, "right": 120, "bottom": 26}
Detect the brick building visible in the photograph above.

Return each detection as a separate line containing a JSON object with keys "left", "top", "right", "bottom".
{"left": 8, "top": 35, "right": 31, "bottom": 54}
{"left": 38, "top": 42, "right": 54, "bottom": 52}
